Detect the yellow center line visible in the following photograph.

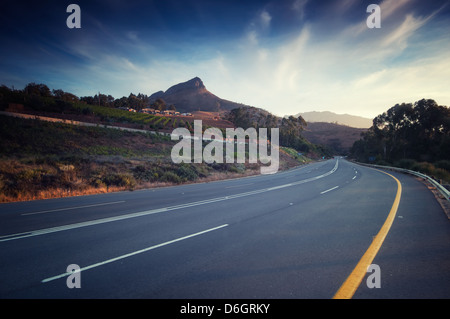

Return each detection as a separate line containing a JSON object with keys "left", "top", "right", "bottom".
{"left": 333, "top": 169, "right": 402, "bottom": 299}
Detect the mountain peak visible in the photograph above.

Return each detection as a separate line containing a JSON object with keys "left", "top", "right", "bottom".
{"left": 189, "top": 77, "right": 205, "bottom": 88}
{"left": 149, "top": 77, "right": 246, "bottom": 113}
{"left": 164, "top": 77, "right": 206, "bottom": 95}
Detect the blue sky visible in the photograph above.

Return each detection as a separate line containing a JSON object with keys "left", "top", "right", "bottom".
{"left": 1, "top": 0, "right": 449, "bottom": 118}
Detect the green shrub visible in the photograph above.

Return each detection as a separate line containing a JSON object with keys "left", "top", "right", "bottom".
{"left": 160, "top": 171, "right": 182, "bottom": 184}
{"left": 434, "top": 160, "right": 450, "bottom": 171}
{"left": 103, "top": 173, "right": 136, "bottom": 188}
{"left": 133, "top": 165, "right": 157, "bottom": 181}
{"left": 17, "top": 168, "right": 40, "bottom": 183}
{"left": 375, "top": 158, "right": 390, "bottom": 166}
{"left": 228, "top": 164, "right": 245, "bottom": 173}
{"left": 433, "top": 168, "right": 450, "bottom": 183}
{"left": 394, "top": 159, "right": 417, "bottom": 170}
{"left": 411, "top": 162, "right": 435, "bottom": 175}
{"left": 92, "top": 178, "right": 106, "bottom": 188}
{"left": 176, "top": 164, "right": 199, "bottom": 181}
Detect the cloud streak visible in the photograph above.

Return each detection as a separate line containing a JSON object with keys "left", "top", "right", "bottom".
{"left": 1, "top": 0, "right": 449, "bottom": 119}
{"left": 200, "top": 1, "right": 450, "bottom": 118}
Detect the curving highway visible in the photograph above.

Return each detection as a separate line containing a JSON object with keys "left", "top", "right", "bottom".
{"left": 0, "top": 158, "right": 449, "bottom": 299}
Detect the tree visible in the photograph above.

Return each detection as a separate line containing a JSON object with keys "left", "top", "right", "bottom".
{"left": 351, "top": 99, "right": 450, "bottom": 163}
{"left": 279, "top": 115, "right": 307, "bottom": 149}
{"left": 24, "top": 83, "right": 51, "bottom": 97}
{"left": 372, "top": 103, "right": 414, "bottom": 160}
{"left": 106, "top": 95, "right": 115, "bottom": 107}
{"left": 114, "top": 96, "right": 128, "bottom": 108}
{"left": 80, "top": 96, "right": 95, "bottom": 105}
{"left": 154, "top": 98, "right": 166, "bottom": 111}
{"left": 52, "top": 89, "right": 79, "bottom": 103}
{"left": 126, "top": 93, "right": 143, "bottom": 110}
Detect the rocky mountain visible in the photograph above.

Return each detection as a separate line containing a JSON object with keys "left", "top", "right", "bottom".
{"left": 296, "top": 111, "right": 373, "bottom": 128}
{"left": 148, "top": 77, "right": 369, "bottom": 153}
{"left": 149, "top": 77, "right": 249, "bottom": 113}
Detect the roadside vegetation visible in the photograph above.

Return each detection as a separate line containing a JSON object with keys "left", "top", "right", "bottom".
{"left": 0, "top": 83, "right": 192, "bottom": 132}
{"left": 350, "top": 99, "right": 450, "bottom": 184}
{"left": 0, "top": 82, "right": 320, "bottom": 203}
{"left": 0, "top": 115, "right": 306, "bottom": 203}
{"left": 225, "top": 106, "right": 334, "bottom": 159}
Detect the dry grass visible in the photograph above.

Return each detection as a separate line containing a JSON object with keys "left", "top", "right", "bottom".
{"left": 0, "top": 186, "right": 115, "bottom": 203}
{"left": 0, "top": 114, "right": 309, "bottom": 204}
{"left": 0, "top": 151, "right": 303, "bottom": 203}
{"left": 0, "top": 167, "right": 260, "bottom": 203}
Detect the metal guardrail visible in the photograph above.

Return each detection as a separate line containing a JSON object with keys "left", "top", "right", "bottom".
{"left": 355, "top": 162, "right": 450, "bottom": 201}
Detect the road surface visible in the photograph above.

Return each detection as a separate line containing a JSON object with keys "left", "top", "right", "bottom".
{"left": 0, "top": 158, "right": 449, "bottom": 299}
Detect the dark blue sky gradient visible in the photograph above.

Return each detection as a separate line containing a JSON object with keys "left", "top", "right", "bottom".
{"left": 1, "top": 0, "right": 449, "bottom": 117}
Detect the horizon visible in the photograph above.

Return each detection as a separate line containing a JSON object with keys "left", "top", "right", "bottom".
{"left": 1, "top": 0, "right": 450, "bottom": 119}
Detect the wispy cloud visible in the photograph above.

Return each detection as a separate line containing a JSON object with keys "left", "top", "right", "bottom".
{"left": 379, "top": 0, "right": 413, "bottom": 20}
{"left": 260, "top": 10, "right": 272, "bottom": 29}
{"left": 2, "top": 1, "right": 449, "bottom": 119}
{"left": 274, "top": 27, "right": 310, "bottom": 91}
{"left": 200, "top": 1, "right": 450, "bottom": 118}
{"left": 292, "top": 0, "right": 308, "bottom": 20}
{"left": 244, "top": 8, "right": 273, "bottom": 46}
{"left": 382, "top": 13, "right": 430, "bottom": 47}
{"left": 53, "top": 1, "right": 450, "bottom": 118}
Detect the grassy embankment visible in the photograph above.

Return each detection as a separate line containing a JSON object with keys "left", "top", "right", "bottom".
{"left": 387, "top": 158, "right": 450, "bottom": 184}
{"left": 0, "top": 114, "right": 308, "bottom": 203}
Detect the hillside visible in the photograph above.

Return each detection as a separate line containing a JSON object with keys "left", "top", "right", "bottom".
{"left": 0, "top": 114, "right": 306, "bottom": 203}
{"left": 297, "top": 111, "right": 372, "bottom": 129}
{"left": 149, "top": 77, "right": 252, "bottom": 113}
{"left": 302, "top": 122, "right": 367, "bottom": 154}
{"left": 223, "top": 106, "right": 333, "bottom": 158}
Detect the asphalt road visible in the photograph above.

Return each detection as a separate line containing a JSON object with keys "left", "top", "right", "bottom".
{"left": 0, "top": 158, "right": 449, "bottom": 299}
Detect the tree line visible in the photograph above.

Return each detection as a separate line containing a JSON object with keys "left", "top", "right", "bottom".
{"left": 0, "top": 82, "right": 174, "bottom": 112}
{"left": 225, "top": 107, "right": 332, "bottom": 157}
{"left": 350, "top": 99, "right": 450, "bottom": 179}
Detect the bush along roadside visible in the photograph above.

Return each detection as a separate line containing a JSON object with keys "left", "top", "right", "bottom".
{"left": 0, "top": 114, "right": 310, "bottom": 203}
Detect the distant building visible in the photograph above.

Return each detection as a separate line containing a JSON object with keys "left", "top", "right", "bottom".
{"left": 117, "top": 107, "right": 136, "bottom": 112}
{"left": 141, "top": 108, "right": 156, "bottom": 114}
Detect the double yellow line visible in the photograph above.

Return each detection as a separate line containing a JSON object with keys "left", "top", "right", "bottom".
{"left": 333, "top": 169, "right": 402, "bottom": 299}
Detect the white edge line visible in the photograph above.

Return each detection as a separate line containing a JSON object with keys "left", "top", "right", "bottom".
{"left": 1, "top": 159, "right": 340, "bottom": 242}
{"left": 21, "top": 201, "right": 126, "bottom": 216}
{"left": 320, "top": 186, "right": 339, "bottom": 195}
{"left": 268, "top": 184, "right": 292, "bottom": 191}
{"left": 41, "top": 224, "right": 228, "bottom": 283}
{"left": 225, "top": 183, "right": 254, "bottom": 189}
